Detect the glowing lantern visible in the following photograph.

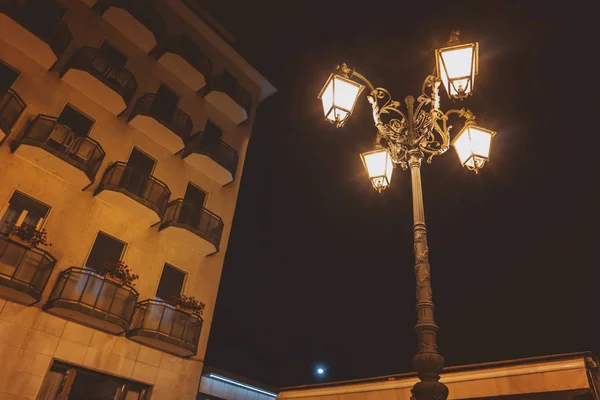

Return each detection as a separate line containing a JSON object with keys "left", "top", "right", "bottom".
{"left": 318, "top": 74, "right": 364, "bottom": 127}
{"left": 360, "top": 148, "right": 394, "bottom": 192}
{"left": 435, "top": 42, "right": 478, "bottom": 99}
{"left": 452, "top": 123, "right": 496, "bottom": 172}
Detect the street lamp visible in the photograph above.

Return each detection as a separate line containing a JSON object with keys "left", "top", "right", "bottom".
{"left": 317, "top": 31, "right": 497, "bottom": 400}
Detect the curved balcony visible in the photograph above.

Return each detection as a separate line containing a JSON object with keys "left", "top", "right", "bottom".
{"left": 159, "top": 200, "right": 223, "bottom": 255}
{"left": 94, "top": 162, "right": 171, "bottom": 225}
{"left": 60, "top": 47, "right": 137, "bottom": 115}
{"left": 128, "top": 93, "right": 193, "bottom": 153}
{"left": 11, "top": 115, "right": 105, "bottom": 189}
{"left": 0, "top": 234, "right": 56, "bottom": 305}
{"left": 94, "top": 0, "right": 165, "bottom": 53}
{"left": 0, "top": 0, "right": 72, "bottom": 70}
{"left": 200, "top": 70, "right": 251, "bottom": 124}
{"left": 181, "top": 133, "right": 238, "bottom": 186}
{"left": 0, "top": 89, "right": 26, "bottom": 141}
{"left": 157, "top": 35, "right": 212, "bottom": 91}
{"left": 44, "top": 267, "right": 139, "bottom": 334}
{"left": 126, "top": 299, "right": 203, "bottom": 357}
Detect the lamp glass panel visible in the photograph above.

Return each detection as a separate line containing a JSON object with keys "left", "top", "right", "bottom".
{"left": 468, "top": 126, "right": 493, "bottom": 158}
{"left": 363, "top": 149, "right": 390, "bottom": 179}
{"left": 332, "top": 76, "right": 361, "bottom": 112}
{"left": 320, "top": 77, "right": 335, "bottom": 120}
{"left": 439, "top": 46, "right": 475, "bottom": 96}
{"left": 453, "top": 128, "right": 473, "bottom": 165}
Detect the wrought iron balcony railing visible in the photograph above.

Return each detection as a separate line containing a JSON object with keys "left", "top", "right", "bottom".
{"left": 0, "top": 89, "right": 26, "bottom": 135}
{"left": 61, "top": 46, "right": 138, "bottom": 105}
{"left": 0, "top": 234, "right": 56, "bottom": 305}
{"left": 158, "top": 35, "right": 212, "bottom": 78}
{"left": 127, "top": 299, "right": 203, "bottom": 357}
{"left": 95, "top": 162, "right": 171, "bottom": 219}
{"left": 182, "top": 133, "right": 238, "bottom": 178}
{"left": 160, "top": 199, "right": 223, "bottom": 251}
{"left": 93, "top": 0, "right": 166, "bottom": 43}
{"left": 13, "top": 115, "right": 106, "bottom": 182}
{"left": 1, "top": 0, "right": 72, "bottom": 58}
{"left": 45, "top": 267, "right": 139, "bottom": 334}
{"left": 129, "top": 93, "right": 193, "bottom": 142}
{"left": 201, "top": 70, "right": 252, "bottom": 114}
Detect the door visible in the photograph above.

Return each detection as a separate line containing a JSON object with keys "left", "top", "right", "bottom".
{"left": 0, "top": 62, "right": 19, "bottom": 94}
{"left": 122, "top": 147, "right": 156, "bottom": 196}
{"left": 202, "top": 120, "right": 222, "bottom": 153}
{"left": 180, "top": 183, "right": 205, "bottom": 228}
{"left": 152, "top": 84, "right": 178, "bottom": 123}
{"left": 37, "top": 362, "right": 150, "bottom": 400}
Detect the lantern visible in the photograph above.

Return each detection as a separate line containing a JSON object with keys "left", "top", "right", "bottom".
{"left": 451, "top": 123, "right": 496, "bottom": 172}
{"left": 318, "top": 73, "right": 364, "bottom": 128}
{"left": 435, "top": 42, "right": 478, "bottom": 99}
{"left": 360, "top": 148, "right": 394, "bottom": 192}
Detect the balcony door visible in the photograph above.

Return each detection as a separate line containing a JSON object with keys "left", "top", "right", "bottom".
{"left": 151, "top": 84, "right": 178, "bottom": 123}
{"left": 85, "top": 231, "right": 126, "bottom": 272}
{"left": 122, "top": 147, "right": 156, "bottom": 195}
{"left": 202, "top": 120, "right": 222, "bottom": 152}
{"left": 0, "top": 61, "right": 19, "bottom": 94}
{"left": 156, "top": 263, "right": 186, "bottom": 304}
{"left": 0, "top": 191, "right": 50, "bottom": 235}
{"left": 178, "top": 183, "right": 205, "bottom": 228}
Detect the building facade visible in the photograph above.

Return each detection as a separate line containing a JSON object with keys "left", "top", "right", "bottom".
{"left": 277, "top": 352, "right": 600, "bottom": 400}
{"left": 0, "top": 0, "right": 275, "bottom": 398}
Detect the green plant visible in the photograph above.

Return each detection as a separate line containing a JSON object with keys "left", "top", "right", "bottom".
{"left": 9, "top": 224, "right": 52, "bottom": 247}
{"left": 171, "top": 294, "right": 205, "bottom": 315}
{"left": 98, "top": 260, "right": 139, "bottom": 286}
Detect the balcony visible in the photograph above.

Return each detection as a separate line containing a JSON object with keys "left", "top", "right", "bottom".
{"left": 0, "top": 0, "right": 72, "bottom": 70}
{"left": 0, "top": 234, "right": 56, "bottom": 305}
{"left": 128, "top": 93, "right": 193, "bottom": 153}
{"left": 94, "top": 162, "right": 171, "bottom": 225}
{"left": 11, "top": 115, "right": 105, "bottom": 189}
{"left": 0, "top": 89, "right": 26, "bottom": 141}
{"left": 60, "top": 47, "right": 137, "bottom": 115}
{"left": 44, "top": 267, "right": 139, "bottom": 334}
{"left": 159, "top": 200, "right": 223, "bottom": 255}
{"left": 200, "top": 70, "right": 251, "bottom": 124}
{"left": 127, "top": 299, "right": 203, "bottom": 357}
{"left": 181, "top": 133, "right": 238, "bottom": 186}
{"left": 157, "top": 36, "right": 212, "bottom": 91}
{"left": 93, "top": 0, "right": 165, "bottom": 53}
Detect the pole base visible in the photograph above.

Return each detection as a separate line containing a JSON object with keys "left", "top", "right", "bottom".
{"left": 411, "top": 380, "right": 448, "bottom": 400}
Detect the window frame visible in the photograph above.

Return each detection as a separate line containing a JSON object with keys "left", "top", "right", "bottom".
{"left": 82, "top": 230, "right": 128, "bottom": 271}
{"left": 154, "top": 263, "right": 189, "bottom": 303}
{"left": 0, "top": 189, "right": 52, "bottom": 232}
{"left": 56, "top": 102, "right": 96, "bottom": 137}
{"left": 126, "top": 145, "right": 157, "bottom": 175}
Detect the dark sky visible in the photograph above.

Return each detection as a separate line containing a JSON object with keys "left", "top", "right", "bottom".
{"left": 200, "top": 0, "right": 597, "bottom": 389}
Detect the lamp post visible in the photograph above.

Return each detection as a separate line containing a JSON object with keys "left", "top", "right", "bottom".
{"left": 317, "top": 31, "right": 496, "bottom": 400}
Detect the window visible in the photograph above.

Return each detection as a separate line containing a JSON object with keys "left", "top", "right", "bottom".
{"left": 0, "top": 61, "right": 19, "bottom": 93}
{"left": 85, "top": 232, "right": 126, "bottom": 271}
{"left": 57, "top": 104, "right": 94, "bottom": 137}
{"left": 127, "top": 147, "right": 156, "bottom": 175}
{"left": 156, "top": 264, "right": 186, "bottom": 303}
{"left": 99, "top": 41, "right": 127, "bottom": 68}
{"left": 0, "top": 191, "right": 50, "bottom": 235}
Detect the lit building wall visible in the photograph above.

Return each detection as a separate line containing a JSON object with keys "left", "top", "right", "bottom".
{"left": 0, "top": 0, "right": 275, "bottom": 398}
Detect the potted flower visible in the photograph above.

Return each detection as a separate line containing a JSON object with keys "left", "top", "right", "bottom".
{"left": 8, "top": 223, "right": 52, "bottom": 248}
{"left": 98, "top": 260, "right": 139, "bottom": 286}
{"left": 171, "top": 294, "right": 205, "bottom": 316}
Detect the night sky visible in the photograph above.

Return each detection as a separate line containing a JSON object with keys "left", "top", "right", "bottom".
{"left": 199, "top": 0, "right": 597, "bottom": 388}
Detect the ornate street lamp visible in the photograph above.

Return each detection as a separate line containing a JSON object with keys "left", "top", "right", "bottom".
{"left": 316, "top": 31, "right": 497, "bottom": 400}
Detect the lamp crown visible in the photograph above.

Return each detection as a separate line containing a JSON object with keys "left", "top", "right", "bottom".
{"left": 447, "top": 31, "right": 461, "bottom": 46}
{"left": 336, "top": 63, "right": 353, "bottom": 78}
